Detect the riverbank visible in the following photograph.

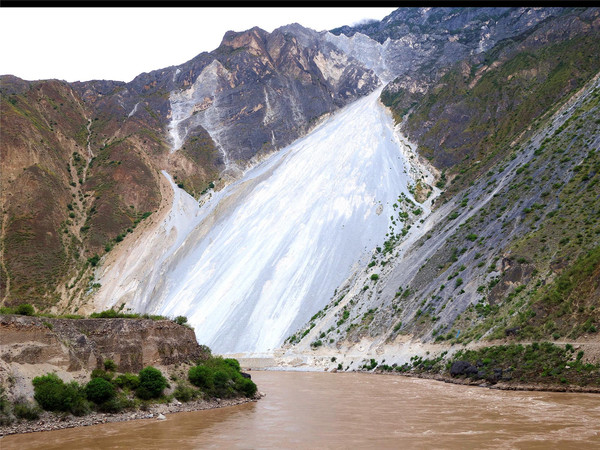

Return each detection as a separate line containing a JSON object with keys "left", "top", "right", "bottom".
{"left": 386, "top": 370, "right": 600, "bottom": 394}
{"left": 273, "top": 338, "right": 600, "bottom": 394}
{"left": 0, "top": 392, "right": 264, "bottom": 437}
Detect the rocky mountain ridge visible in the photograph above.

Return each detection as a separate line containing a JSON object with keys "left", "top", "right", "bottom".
{"left": 0, "top": 23, "right": 378, "bottom": 312}
{"left": 327, "top": 7, "right": 565, "bottom": 100}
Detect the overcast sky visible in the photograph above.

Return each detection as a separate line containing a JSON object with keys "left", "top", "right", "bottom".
{"left": 0, "top": 7, "right": 396, "bottom": 83}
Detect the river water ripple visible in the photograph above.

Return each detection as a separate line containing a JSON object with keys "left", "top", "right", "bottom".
{"left": 3, "top": 371, "right": 600, "bottom": 449}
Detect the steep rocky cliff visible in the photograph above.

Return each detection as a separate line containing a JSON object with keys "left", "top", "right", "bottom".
{"left": 326, "top": 7, "right": 564, "bottom": 89}
{"left": 0, "top": 315, "right": 206, "bottom": 400}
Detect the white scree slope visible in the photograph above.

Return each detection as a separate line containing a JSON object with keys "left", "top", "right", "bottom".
{"left": 98, "top": 88, "right": 425, "bottom": 354}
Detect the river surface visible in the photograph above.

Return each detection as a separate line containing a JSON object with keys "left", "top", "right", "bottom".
{"left": 3, "top": 371, "right": 600, "bottom": 449}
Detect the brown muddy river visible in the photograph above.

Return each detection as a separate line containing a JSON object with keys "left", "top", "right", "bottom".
{"left": 3, "top": 371, "right": 600, "bottom": 449}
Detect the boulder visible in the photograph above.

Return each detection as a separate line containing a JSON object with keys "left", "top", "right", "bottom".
{"left": 450, "top": 360, "right": 478, "bottom": 377}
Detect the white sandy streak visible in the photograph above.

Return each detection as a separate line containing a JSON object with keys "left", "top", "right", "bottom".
{"left": 100, "top": 88, "right": 423, "bottom": 354}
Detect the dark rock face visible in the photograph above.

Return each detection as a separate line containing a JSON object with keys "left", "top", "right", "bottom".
{"left": 169, "top": 25, "right": 379, "bottom": 165}
{"left": 450, "top": 360, "right": 507, "bottom": 383}
{"left": 505, "top": 327, "right": 520, "bottom": 337}
{"left": 73, "top": 24, "right": 379, "bottom": 168}
{"left": 450, "top": 360, "right": 478, "bottom": 377}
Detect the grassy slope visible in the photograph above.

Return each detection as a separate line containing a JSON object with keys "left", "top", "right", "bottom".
{"left": 385, "top": 10, "right": 600, "bottom": 177}
{"left": 0, "top": 79, "right": 165, "bottom": 311}
{"left": 1, "top": 80, "right": 88, "bottom": 308}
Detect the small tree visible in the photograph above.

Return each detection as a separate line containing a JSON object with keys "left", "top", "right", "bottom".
{"left": 136, "top": 366, "right": 167, "bottom": 400}
{"left": 85, "top": 377, "right": 115, "bottom": 404}
{"left": 174, "top": 315, "right": 188, "bottom": 326}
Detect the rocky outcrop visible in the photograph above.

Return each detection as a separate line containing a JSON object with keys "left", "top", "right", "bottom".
{"left": 163, "top": 24, "right": 379, "bottom": 168}
{"left": 72, "top": 24, "right": 379, "bottom": 172}
{"left": 328, "top": 7, "right": 565, "bottom": 98}
{"left": 0, "top": 315, "right": 206, "bottom": 400}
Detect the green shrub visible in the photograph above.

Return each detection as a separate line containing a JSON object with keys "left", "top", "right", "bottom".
{"left": 90, "top": 368, "right": 113, "bottom": 381}
{"left": 87, "top": 254, "right": 100, "bottom": 267}
{"left": 235, "top": 377, "right": 257, "bottom": 397}
{"left": 103, "top": 359, "right": 117, "bottom": 372}
{"left": 173, "top": 383, "right": 196, "bottom": 402}
{"left": 136, "top": 366, "right": 167, "bottom": 399}
{"left": 15, "top": 303, "right": 35, "bottom": 316}
{"left": 0, "top": 387, "right": 14, "bottom": 425}
{"left": 85, "top": 377, "right": 116, "bottom": 404}
{"left": 32, "top": 373, "right": 67, "bottom": 411}
{"left": 213, "top": 370, "right": 230, "bottom": 390}
{"left": 90, "top": 309, "right": 119, "bottom": 318}
{"left": 114, "top": 373, "right": 140, "bottom": 390}
{"left": 174, "top": 315, "right": 188, "bottom": 326}
{"left": 12, "top": 398, "right": 41, "bottom": 420}
{"left": 189, "top": 365, "right": 214, "bottom": 390}
{"left": 188, "top": 357, "right": 255, "bottom": 398}
{"left": 32, "top": 373, "right": 89, "bottom": 416}
{"left": 224, "top": 358, "right": 241, "bottom": 372}
{"left": 97, "top": 395, "right": 132, "bottom": 413}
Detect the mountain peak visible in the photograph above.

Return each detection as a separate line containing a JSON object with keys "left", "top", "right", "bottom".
{"left": 220, "top": 26, "right": 269, "bottom": 51}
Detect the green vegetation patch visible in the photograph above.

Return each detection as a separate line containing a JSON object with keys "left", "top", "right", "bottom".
{"left": 188, "top": 356, "right": 257, "bottom": 398}
{"left": 450, "top": 342, "right": 600, "bottom": 386}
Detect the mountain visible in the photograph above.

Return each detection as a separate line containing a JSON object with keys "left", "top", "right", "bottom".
{"left": 283, "top": 6, "right": 600, "bottom": 362}
{"left": 0, "top": 23, "right": 378, "bottom": 313}
{"left": 1, "top": 7, "right": 598, "bottom": 361}
{"left": 93, "top": 87, "right": 434, "bottom": 353}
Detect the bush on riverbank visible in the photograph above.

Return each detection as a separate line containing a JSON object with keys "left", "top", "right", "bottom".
{"left": 28, "top": 365, "right": 169, "bottom": 418}
{"left": 32, "top": 374, "right": 90, "bottom": 416}
{"left": 370, "top": 342, "right": 599, "bottom": 388}
{"left": 449, "top": 342, "right": 600, "bottom": 386}
{"left": 188, "top": 356, "right": 257, "bottom": 398}
{"left": 85, "top": 377, "right": 116, "bottom": 404}
{"left": 13, "top": 356, "right": 254, "bottom": 423}
{"left": 136, "top": 366, "right": 168, "bottom": 400}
